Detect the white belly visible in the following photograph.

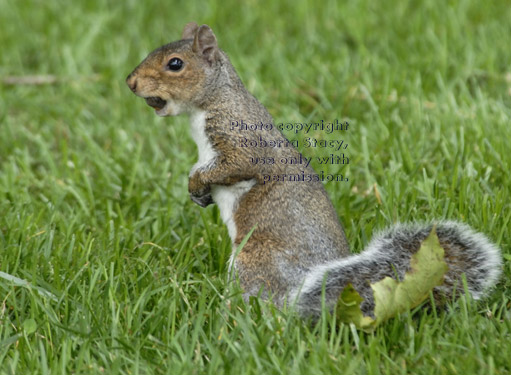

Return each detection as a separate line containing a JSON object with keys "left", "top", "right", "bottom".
{"left": 188, "top": 109, "right": 256, "bottom": 241}
{"left": 211, "top": 179, "right": 256, "bottom": 241}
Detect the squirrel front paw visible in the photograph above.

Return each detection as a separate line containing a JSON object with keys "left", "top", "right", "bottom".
{"left": 190, "top": 191, "right": 214, "bottom": 207}
{"left": 188, "top": 172, "right": 213, "bottom": 207}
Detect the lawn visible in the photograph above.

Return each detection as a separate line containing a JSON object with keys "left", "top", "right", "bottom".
{"left": 0, "top": 0, "right": 510, "bottom": 374}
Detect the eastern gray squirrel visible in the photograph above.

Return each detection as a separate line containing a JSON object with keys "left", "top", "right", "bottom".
{"left": 126, "top": 22, "right": 502, "bottom": 320}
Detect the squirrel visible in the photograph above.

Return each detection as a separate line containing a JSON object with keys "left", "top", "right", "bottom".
{"left": 126, "top": 22, "right": 502, "bottom": 320}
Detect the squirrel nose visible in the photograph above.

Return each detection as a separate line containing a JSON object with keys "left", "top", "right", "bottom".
{"left": 126, "top": 74, "right": 137, "bottom": 92}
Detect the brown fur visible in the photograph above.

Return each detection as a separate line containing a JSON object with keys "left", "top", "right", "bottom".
{"left": 127, "top": 23, "right": 350, "bottom": 305}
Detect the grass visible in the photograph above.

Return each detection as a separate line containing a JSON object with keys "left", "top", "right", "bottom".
{"left": 1, "top": 0, "right": 510, "bottom": 373}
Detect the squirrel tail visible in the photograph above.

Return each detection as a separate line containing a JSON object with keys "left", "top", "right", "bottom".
{"left": 291, "top": 221, "right": 502, "bottom": 319}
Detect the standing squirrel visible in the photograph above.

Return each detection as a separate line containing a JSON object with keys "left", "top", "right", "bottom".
{"left": 126, "top": 23, "right": 502, "bottom": 320}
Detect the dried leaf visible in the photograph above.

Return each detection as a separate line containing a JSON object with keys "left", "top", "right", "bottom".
{"left": 336, "top": 227, "right": 449, "bottom": 330}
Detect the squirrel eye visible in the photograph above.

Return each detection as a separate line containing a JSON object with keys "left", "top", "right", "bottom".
{"left": 167, "top": 57, "right": 184, "bottom": 71}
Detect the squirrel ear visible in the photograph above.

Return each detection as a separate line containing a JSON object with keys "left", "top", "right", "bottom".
{"left": 182, "top": 22, "right": 199, "bottom": 39}
{"left": 192, "top": 25, "right": 219, "bottom": 64}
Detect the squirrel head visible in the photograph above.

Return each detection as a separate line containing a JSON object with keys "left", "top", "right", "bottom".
{"left": 126, "top": 22, "right": 223, "bottom": 116}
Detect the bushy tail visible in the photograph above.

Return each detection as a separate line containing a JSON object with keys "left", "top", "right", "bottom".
{"left": 291, "top": 221, "right": 502, "bottom": 319}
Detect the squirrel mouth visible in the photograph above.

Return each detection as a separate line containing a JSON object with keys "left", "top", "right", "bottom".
{"left": 145, "top": 97, "right": 167, "bottom": 110}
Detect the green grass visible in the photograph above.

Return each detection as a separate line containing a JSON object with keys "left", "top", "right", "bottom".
{"left": 1, "top": 0, "right": 510, "bottom": 374}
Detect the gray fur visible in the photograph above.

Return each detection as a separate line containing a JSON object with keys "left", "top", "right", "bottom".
{"left": 291, "top": 221, "right": 502, "bottom": 319}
